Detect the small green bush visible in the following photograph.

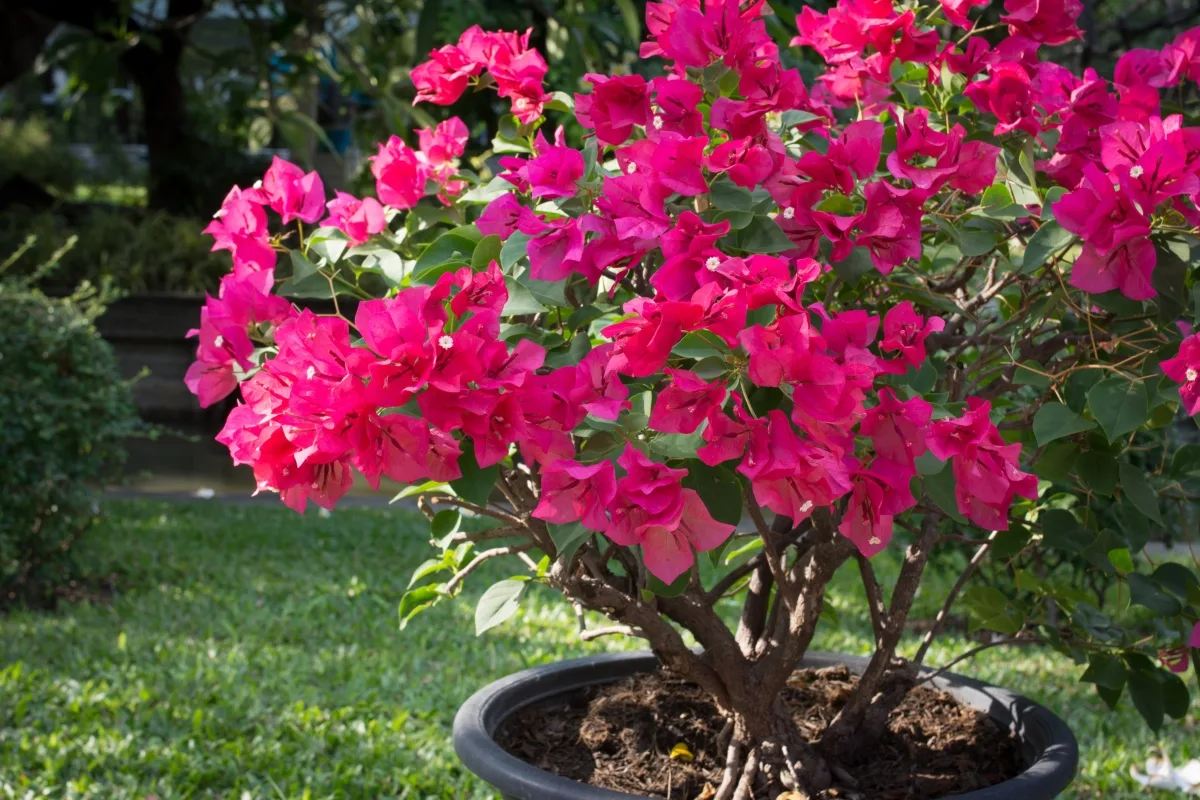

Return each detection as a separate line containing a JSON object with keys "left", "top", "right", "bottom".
{"left": 0, "top": 207, "right": 228, "bottom": 294}
{"left": 0, "top": 277, "right": 138, "bottom": 607}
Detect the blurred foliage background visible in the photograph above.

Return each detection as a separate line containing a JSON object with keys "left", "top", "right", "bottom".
{"left": 2, "top": 0, "right": 1200, "bottom": 293}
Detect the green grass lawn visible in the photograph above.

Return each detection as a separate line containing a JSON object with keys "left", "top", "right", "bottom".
{"left": 0, "top": 500, "right": 1192, "bottom": 799}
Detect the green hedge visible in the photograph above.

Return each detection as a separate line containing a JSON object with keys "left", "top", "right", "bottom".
{"left": 0, "top": 279, "right": 139, "bottom": 607}
{"left": 0, "top": 207, "right": 228, "bottom": 294}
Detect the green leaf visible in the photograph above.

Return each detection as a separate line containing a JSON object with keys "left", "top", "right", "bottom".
{"left": 1034, "top": 441, "right": 1079, "bottom": 482}
{"left": 832, "top": 247, "right": 875, "bottom": 285}
{"left": 502, "top": 276, "right": 548, "bottom": 316}
{"left": 407, "top": 558, "right": 447, "bottom": 590}
{"left": 413, "top": 225, "right": 481, "bottom": 280}
{"left": 544, "top": 91, "right": 575, "bottom": 113}
{"left": 914, "top": 451, "right": 946, "bottom": 475}
{"left": 962, "top": 585, "right": 1023, "bottom": 634}
{"left": 1022, "top": 221, "right": 1074, "bottom": 274}
{"left": 354, "top": 247, "right": 407, "bottom": 285}
{"left": 1118, "top": 462, "right": 1162, "bottom": 523}
{"left": 277, "top": 250, "right": 334, "bottom": 299}
{"left": 391, "top": 480, "right": 452, "bottom": 502}
{"left": 1080, "top": 653, "right": 1126, "bottom": 691}
{"left": 1040, "top": 508, "right": 1094, "bottom": 552}
{"left": 710, "top": 176, "right": 755, "bottom": 211}
{"left": 549, "top": 523, "right": 591, "bottom": 565}
{"left": 1126, "top": 668, "right": 1164, "bottom": 732}
{"left": 649, "top": 426, "right": 708, "bottom": 459}
{"left": 567, "top": 305, "right": 604, "bottom": 331}
{"left": 472, "top": 234, "right": 503, "bottom": 271}
{"left": 1076, "top": 452, "right": 1118, "bottom": 496}
{"left": 1170, "top": 443, "right": 1200, "bottom": 477}
{"left": 1087, "top": 378, "right": 1149, "bottom": 443}
{"left": 1040, "top": 186, "right": 1068, "bottom": 219}
{"left": 980, "top": 184, "right": 1027, "bottom": 219}
{"left": 1095, "top": 683, "right": 1123, "bottom": 711}
{"left": 450, "top": 440, "right": 499, "bottom": 507}
{"left": 682, "top": 463, "right": 743, "bottom": 526}
{"left": 430, "top": 509, "right": 461, "bottom": 541}
{"left": 307, "top": 227, "right": 350, "bottom": 263}
{"left": 956, "top": 228, "right": 1000, "bottom": 257}
{"left": 1033, "top": 402, "right": 1096, "bottom": 446}
{"left": 398, "top": 584, "right": 442, "bottom": 630}
{"left": 924, "top": 467, "right": 967, "bottom": 524}
{"left": 1128, "top": 573, "right": 1183, "bottom": 615}
{"left": 1013, "top": 360, "right": 1052, "bottom": 389}
{"left": 646, "top": 569, "right": 690, "bottom": 598}
{"left": 474, "top": 579, "right": 527, "bottom": 635}
{"left": 1107, "top": 548, "right": 1134, "bottom": 574}
{"left": 458, "top": 177, "right": 513, "bottom": 205}
{"left": 672, "top": 331, "right": 730, "bottom": 360}
{"left": 1153, "top": 240, "right": 1189, "bottom": 323}
{"left": 1152, "top": 563, "right": 1200, "bottom": 600}
{"left": 728, "top": 216, "right": 794, "bottom": 254}
{"left": 991, "top": 526, "right": 1032, "bottom": 559}
{"left": 500, "top": 231, "right": 531, "bottom": 270}
{"left": 1159, "top": 669, "right": 1190, "bottom": 720}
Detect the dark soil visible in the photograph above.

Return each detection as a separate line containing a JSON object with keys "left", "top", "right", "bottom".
{"left": 496, "top": 666, "right": 1023, "bottom": 800}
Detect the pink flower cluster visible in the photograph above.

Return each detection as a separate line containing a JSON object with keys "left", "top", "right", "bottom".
{"left": 215, "top": 260, "right": 633, "bottom": 514}
{"left": 793, "top": 0, "right": 1200, "bottom": 302}
{"left": 192, "top": 3, "right": 1125, "bottom": 582}
{"left": 371, "top": 117, "right": 471, "bottom": 213}
{"left": 411, "top": 26, "right": 550, "bottom": 123}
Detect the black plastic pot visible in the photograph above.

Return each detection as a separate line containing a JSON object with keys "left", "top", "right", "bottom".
{"left": 453, "top": 651, "right": 1079, "bottom": 800}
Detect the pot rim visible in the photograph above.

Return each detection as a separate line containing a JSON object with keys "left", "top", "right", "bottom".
{"left": 453, "top": 650, "right": 1079, "bottom": 800}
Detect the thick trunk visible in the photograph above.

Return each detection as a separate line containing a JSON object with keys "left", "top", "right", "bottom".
{"left": 715, "top": 703, "right": 831, "bottom": 800}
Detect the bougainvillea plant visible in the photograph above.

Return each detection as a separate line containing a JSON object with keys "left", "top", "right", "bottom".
{"left": 188, "top": 0, "right": 1200, "bottom": 795}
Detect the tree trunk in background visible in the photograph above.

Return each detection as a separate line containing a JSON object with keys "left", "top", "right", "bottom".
{"left": 0, "top": 10, "right": 56, "bottom": 89}
{"left": 120, "top": 7, "right": 200, "bottom": 215}
{"left": 6, "top": 0, "right": 210, "bottom": 216}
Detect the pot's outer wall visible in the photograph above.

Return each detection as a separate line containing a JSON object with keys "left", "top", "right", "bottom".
{"left": 452, "top": 651, "right": 1079, "bottom": 800}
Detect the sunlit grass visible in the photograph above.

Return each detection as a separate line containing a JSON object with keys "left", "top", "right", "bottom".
{"left": 0, "top": 500, "right": 1192, "bottom": 798}
{"left": 69, "top": 184, "right": 148, "bottom": 207}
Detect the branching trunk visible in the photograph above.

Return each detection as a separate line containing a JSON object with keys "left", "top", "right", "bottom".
{"left": 818, "top": 512, "right": 940, "bottom": 759}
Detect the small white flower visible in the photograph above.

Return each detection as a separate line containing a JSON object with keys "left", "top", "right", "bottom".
{"left": 627, "top": 163, "right": 638, "bottom": 174}
{"left": 705, "top": 256, "right": 721, "bottom": 271}
{"left": 1129, "top": 165, "right": 1145, "bottom": 179}
{"left": 782, "top": 207, "right": 795, "bottom": 219}
{"left": 439, "top": 335, "right": 455, "bottom": 349}
{"left": 213, "top": 334, "right": 224, "bottom": 348}
{"left": 253, "top": 179, "right": 263, "bottom": 189}
{"left": 652, "top": 115, "right": 664, "bottom": 130}
{"left": 311, "top": 481, "right": 320, "bottom": 490}
{"left": 306, "top": 366, "right": 316, "bottom": 380}
{"left": 1187, "top": 368, "right": 1197, "bottom": 382}
{"left": 212, "top": 208, "right": 226, "bottom": 219}
{"left": 799, "top": 500, "right": 813, "bottom": 513}
{"left": 868, "top": 536, "right": 881, "bottom": 546}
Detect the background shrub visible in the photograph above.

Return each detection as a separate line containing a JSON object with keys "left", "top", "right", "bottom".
{"left": 0, "top": 116, "right": 80, "bottom": 199}
{"left": 0, "top": 208, "right": 227, "bottom": 294}
{"left": 0, "top": 274, "right": 139, "bottom": 608}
